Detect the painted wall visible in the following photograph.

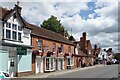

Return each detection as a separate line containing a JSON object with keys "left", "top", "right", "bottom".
{"left": 3, "top": 11, "right": 31, "bottom": 46}
{"left": 0, "top": 50, "right": 8, "bottom": 72}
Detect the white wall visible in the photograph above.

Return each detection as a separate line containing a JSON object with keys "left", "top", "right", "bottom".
{"left": 3, "top": 11, "right": 31, "bottom": 46}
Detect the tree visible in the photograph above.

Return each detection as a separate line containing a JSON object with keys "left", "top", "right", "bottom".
{"left": 41, "top": 15, "right": 69, "bottom": 38}
{"left": 114, "top": 53, "right": 120, "bottom": 60}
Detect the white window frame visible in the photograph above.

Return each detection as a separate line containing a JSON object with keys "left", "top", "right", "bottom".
{"left": 52, "top": 43, "right": 56, "bottom": 53}
{"left": 67, "top": 57, "right": 74, "bottom": 66}
{"left": 68, "top": 46, "right": 71, "bottom": 54}
{"left": 4, "top": 22, "right": 22, "bottom": 41}
{"left": 38, "top": 39, "right": 43, "bottom": 52}
{"left": 45, "top": 57, "right": 55, "bottom": 71}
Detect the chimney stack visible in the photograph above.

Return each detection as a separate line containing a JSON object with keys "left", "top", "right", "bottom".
{"left": 82, "top": 32, "right": 86, "bottom": 53}
{"left": 17, "top": 1, "right": 20, "bottom": 6}
{"left": 14, "top": 1, "right": 22, "bottom": 15}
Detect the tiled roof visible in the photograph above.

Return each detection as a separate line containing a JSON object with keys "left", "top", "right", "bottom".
{"left": 0, "top": 7, "right": 9, "bottom": 20}
{"left": 29, "top": 23, "right": 74, "bottom": 45}
{"left": 0, "top": 7, "right": 74, "bottom": 46}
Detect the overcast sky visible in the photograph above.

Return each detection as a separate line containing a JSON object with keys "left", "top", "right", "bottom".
{"left": 1, "top": 0, "right": 119, "bottom": 53}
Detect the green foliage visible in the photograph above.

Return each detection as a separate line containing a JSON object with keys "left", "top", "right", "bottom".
{"left": 41, "top": 15, "right": 69, "bottom": 38}
{"left": 114, "top": 53, "right": 120, "bottom": 60}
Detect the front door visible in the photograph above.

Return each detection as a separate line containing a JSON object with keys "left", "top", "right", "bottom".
{"left": 36, "top": 58, "right": 39, "bottom": 74}
{"left": 8, "top": 57, "right": 16, "bottom": 77}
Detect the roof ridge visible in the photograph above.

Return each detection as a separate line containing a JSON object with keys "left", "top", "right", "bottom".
{"left": 28, "top": 22, "right": 69, "bottom": 40}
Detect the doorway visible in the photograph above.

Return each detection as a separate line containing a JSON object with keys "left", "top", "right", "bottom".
{"left": 36, "top": 58, "right": 43, "bottom": 74}
{"left": 8, "top": 57, "right": 16, "bottom": 77}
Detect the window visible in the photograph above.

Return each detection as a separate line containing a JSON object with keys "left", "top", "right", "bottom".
{"left": 45, "top": 57, "right": 54, "bottom": 71}
{"left": 38, "top": 39, "right": 43, "bottom": 51}
{"left": 68, "top": 46, "right": 71, "bottom": 54}
{"left": 12, "top": 24, "right": 17, "bottom": 30}
{"left": 59, "top": 44, "right": 63, "bottom": 54}
{"left": 67, "top": 58, "right": 74, "bottom": 66}
{"left": 4, "top": 23, "right": 22, "bottom": 41}
{"left": 52, "top": 43, "right": 56, "bottom": 52}
{"left": 6, "top": 22, "right": 11, "bottom": 28}
{"left": 18, "top": 33, "right": 21, "bottom": 41}
{"left": 6, "top": 30, "right": 11, "bottom": 39}
{"left": 12, "top": 31, "right": 17, "bottom": 40}
{"left": 18, "top": 26, "right": 22, "bottom": 31}
{"left": 68, "top": 58, "right": 70, "bottom": 65}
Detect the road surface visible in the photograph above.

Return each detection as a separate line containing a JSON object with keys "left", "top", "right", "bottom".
{"left": 49, "top": 64, "right": 119, "bottom": 78}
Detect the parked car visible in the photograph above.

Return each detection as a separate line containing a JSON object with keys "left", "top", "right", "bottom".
{"left": 107, "top": 61, "right": 112, "bottom": 65}
{"left": 115, "top": 60, "right": 120, "bottom": 64}
{"left": 0, "top": 71, "right": 9, "bottom": 79}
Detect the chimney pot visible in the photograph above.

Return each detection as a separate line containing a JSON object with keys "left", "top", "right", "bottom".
{"left": 17, "top": 1, "right": 20, "bottom": 6}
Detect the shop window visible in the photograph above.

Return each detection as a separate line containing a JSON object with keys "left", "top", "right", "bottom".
{"left": 67, "top": 58, "right": 74, "bottom": 66}
{"left": 45, "top": 57, "right": 54, "bottom": 71}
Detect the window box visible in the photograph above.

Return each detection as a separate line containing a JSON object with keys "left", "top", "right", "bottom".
{"left": 64, "top": 53, "right": 70, "bottom": 58}
{"left": 46, "top": 51, "right": 54, "bottom": 57}
{"left": 32, "top": 50, "right": 43, "bottom": 56}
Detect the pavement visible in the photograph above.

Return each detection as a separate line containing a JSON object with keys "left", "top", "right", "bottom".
{"left": 18, "top": 64, "right": 103, "bottom": 78}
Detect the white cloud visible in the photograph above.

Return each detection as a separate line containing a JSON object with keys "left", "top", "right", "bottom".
{"left": 1, "top": 1, "right": 119, "bottom": 52}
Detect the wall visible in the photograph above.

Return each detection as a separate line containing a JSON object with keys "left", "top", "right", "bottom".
{"left": 3, "top": 11, "right": 31, "bottom": 46}
{"left": 0, "top": 50, "right": 8, "bottom": 72}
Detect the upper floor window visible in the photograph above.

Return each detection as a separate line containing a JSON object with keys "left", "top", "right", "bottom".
{"left": 18, "top": 33, "right": 21, "bottom": 41}
{"left": 6, "top": 22, "right": 11, "bottom": 28}
{"left": 52, "top": 43, "right": 56, "bottom": 52}
{"left": 38, "top": 39, "right": 43, "bottom": 52}
{"left": 4, "top": 22, "right": 22, "bottom": 41}
{"left": 59, "top": 44, "right": 63, "bottom": 54}
{"left": 12, "top": 24, "right": 17, "bottom": 30}
{"left": 18, "top": 26, "right": 22, "bottom": 31}
{"left": 6, "top": 29, "right": 11, "bottom": 39}
{"left": 68, "top": 46, "right": 71, "bottom": 54}
{"left": 12, "top": 31, "right": 17, "bottom": 40}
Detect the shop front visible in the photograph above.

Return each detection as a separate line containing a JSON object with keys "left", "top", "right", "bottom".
{"left": 55, "top": 57, "right": 64, "bottom": 70}
{"left": 0, "top": 44, "right": 32, "bottom": 77}
{"left": 64, "top": 53, "right": 74, "bottom": 69}
{"left": 44, "top": 51, "right": 55, "bottom": 72}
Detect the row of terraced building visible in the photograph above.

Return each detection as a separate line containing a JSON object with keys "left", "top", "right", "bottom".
{"left": 0, "top": 2, "right": 100, "bottom": 77}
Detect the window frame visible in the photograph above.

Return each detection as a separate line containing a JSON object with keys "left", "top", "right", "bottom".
{"left": 4, "top": 22, "right": 23, "bottom": 41}
{"left": 68, "top": 46, "right": 71, "bottom": 54}
{"left": 52, "top": 43, "right": 56, "bottom": 53}
{"left": 45, "top": 57, "right": 55, "bottom": 71}
{"left": 38, "top": 39, "right": 43, "bottom": 52}
{"left": 67, "top": 58, "right": 74, "bottom": 66}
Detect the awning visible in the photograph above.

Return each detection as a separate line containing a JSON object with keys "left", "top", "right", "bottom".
{"left": 2, "top": 41, "right": 33, "bottom": 49}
